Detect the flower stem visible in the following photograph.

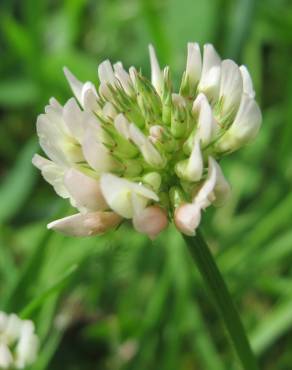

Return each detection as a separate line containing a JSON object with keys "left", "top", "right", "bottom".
{"left": 183, "top": 230, "right": 259, "bottom": 370}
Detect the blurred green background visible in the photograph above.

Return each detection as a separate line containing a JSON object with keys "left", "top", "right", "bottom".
{"left": 1, "top": 0, "right": 292, "bottom": 369}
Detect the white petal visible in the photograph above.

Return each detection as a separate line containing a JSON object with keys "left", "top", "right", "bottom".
{"left": 100, "top": 173, "right": 158, "bottom": 218}
{"left": 63, "top": 67, "right": 83, "bottom": 104}
{"left": 82, "top": 128, "right": 117, "bottom": 173}
{"left": 186, "top": 138, "right": 203, "bottom": 181}
{"left": 193, "top": 157, "right": 230, "bottom": 209}
{"left": 64, "top": 168, "right": 107, "bottom": 211}
{"left": 15, "top": 321, "right": 38, "bottom": 368}
{"left": 48, "top": 212, "right": 122, "bottom": 237}
{"left": 63, "top": 98, "right": 84, "bottom": 143}
{"left": 3, "top": 313, "right": 22, "bottom": 342}
{"left": 37, "top": 106, "right": 84, "bottom": 165}
{"left": 219, "top": 60, "right": 243, "bottom": 116}
{"left": 129, "top": 124, "right": 164, "bottom": 168}
{"left": 36, "top": 114, "right": 69, "bottom": 166}
{"left": 174, "top": 203, "right": 202, "bottom": 236}
{"left": 32, "top": 154, "right": 69, "bottom": 198}
{"left": 195, "top": 157, "right": 218, "bottom": 208}
{"left": 0, "top": 344, "right": 13, "bottom": 369}
{"left": 186, "top": 42, "right": 202, "bottom": 87}
{"left": 114, "top": 62, "right": 133, "bottom": 95}
{"left": 198, "top": 44, "right": 221, "bottom": 101}
{"left": 192, "top": 92, "right": 206, "bottom": 117}
{"left": 103, "top": 102, "right": 117, "bottom": 120}
{"left": 48, "top": 97, "right": 62, "bottom": 110}
{"left": 217, "top": 94, "right": 262, "bottom": 152}
{"left": 114, "top": 114, "right": 130, "bottom": 139}
{"left": 200, "top": 44, "right": 221, "bottom": 79}
{"left": 129, "top": 66, "right": 138, "bottom": 85}
{"left": 98, "top": 82, "right": 112, "bottom": 100}
{"left": 98, "top": 60, "right": 115, "bottom": 85}
{"left": 133, "top": 206, "right": 168, "bottom": 239}
{"left": 149, "top": 44, "right": 163, "bottom": 95}
{"left": 212, "top": 162, "right": 231, "bottom": 207}
{"left": 240, "top": 65, "right": 255, "bottom": 98}
{"left": 196, "top": 95, "right": 217, "bottom": 145}
{"left": 81, "top": 82, "right": 99, "bottom": 112}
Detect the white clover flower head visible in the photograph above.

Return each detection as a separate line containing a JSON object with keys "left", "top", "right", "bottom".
{"left": 0, "top": 312, "right": 39, "bottom": 369}
{"left": 33, "top": 42, "right": 262, "bottom": 238}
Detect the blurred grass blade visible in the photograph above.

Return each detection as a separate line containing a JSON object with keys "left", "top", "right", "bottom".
{"left": 20, "top": 264, "right": 78, "bottom": 319}
{"left": 251, "top": 298, "right": 292, "bottom": 355}
{"left": 183, "top": 230, "right": 259, "bottom": 370}
{"left": 0, "top": 79, "right": 39, "bottom": 107}
{"left": 32, "top": 328, "right": 65, "bottom": 370}
{"left": 0, "top": 138, "right": 38, "bottom": 224}
{"left": 2, "top": 230, "right": 52, "bottom": 311}
{"left": 224, "top": 0, "right": 257, "bottom": 59}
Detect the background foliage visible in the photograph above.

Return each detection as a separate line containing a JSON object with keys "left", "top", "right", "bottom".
{"left": 1, "top": 0, "right": 292, "bottom": 369}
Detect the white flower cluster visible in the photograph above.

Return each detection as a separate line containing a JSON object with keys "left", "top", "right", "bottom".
{"left": 0, "top": 312, "right": 38, "bottom": 369}
{"left": 33, "top": 43, "right": 262, "bottom": 238}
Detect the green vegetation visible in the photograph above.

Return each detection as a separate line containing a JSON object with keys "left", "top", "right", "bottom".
{"left": 1, "top": 0, "right": 292, "bottom": 369}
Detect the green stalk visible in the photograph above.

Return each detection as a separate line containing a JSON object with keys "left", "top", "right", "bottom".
{"left": 183, "top": 230, "right": 259, "bottom": 370}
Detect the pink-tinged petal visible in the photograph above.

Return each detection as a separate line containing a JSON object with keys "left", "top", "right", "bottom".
{"left": 133, "top": 206, "right": 168, "bottom": 239}
{"left": 174, "top": 203, "right": 202, "bottom": 236}
{"left": 47, "top": 212, "right": 122, "bottom": 237}
{"left": 64, "top": 168, "right": 107, "bottom": 211}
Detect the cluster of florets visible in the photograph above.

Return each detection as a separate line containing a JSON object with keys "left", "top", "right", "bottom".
{"left": 0, "top": 312, "right": 38, "bottom": 369}
{"left": 33, "top": 43, "right": 262, "bottom": 238}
